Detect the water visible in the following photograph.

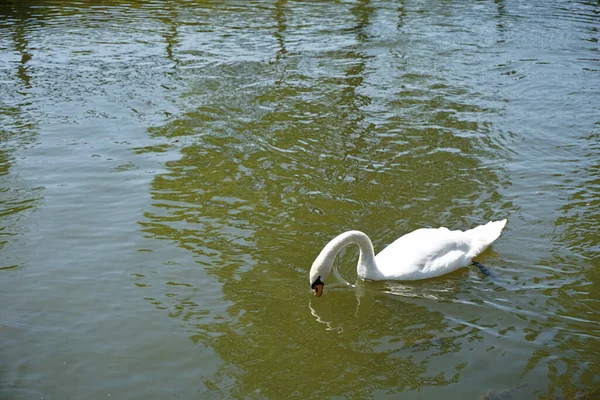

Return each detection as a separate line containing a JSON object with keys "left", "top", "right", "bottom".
{"left": 0, "top": 0, "right": 598, "bottom": 398}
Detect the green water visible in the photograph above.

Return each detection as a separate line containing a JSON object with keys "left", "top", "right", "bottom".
{"left": 1, "top": 0, "right": 598, "bottom": 398}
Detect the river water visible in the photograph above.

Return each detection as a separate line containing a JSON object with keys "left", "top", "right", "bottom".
{"left": 1, "top": 0, "right": 598, "bottom": 399}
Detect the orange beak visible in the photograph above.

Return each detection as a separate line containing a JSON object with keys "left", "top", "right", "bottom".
{"left": 313, "top": 283, "right": 324, "bottom": 297}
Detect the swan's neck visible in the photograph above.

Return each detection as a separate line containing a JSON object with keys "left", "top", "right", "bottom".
{"left": 322, "top": 231, "right": 380, "bottom": 280}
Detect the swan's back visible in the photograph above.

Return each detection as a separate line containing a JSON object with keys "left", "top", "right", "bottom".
{"left": 373, "top": 220, "right": 506, "bottom": 280}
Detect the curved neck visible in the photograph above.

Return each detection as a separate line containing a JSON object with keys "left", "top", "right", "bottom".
{"left": 321, "top": 231, "right": 380, "bottom": 280}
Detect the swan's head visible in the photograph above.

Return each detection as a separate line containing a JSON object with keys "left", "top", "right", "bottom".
{"left": 309, "top": 254, "right": 333, "bottom": 297}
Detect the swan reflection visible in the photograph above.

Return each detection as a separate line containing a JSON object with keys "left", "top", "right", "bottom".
{"left": 308, "top": 280, "right": 379, "bottom": 331}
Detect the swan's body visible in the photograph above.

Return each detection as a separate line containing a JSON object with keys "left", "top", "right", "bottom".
{"left": 309, "top": 219, "right": 507, "bottom": 296}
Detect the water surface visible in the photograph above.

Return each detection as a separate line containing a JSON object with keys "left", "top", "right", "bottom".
{"left": 1, "top": 0, "right": 599, "bottom": 399}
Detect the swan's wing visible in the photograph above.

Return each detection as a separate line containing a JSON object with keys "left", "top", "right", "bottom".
{"left": 374, "top": 228, "right": 472, "bottom": 280}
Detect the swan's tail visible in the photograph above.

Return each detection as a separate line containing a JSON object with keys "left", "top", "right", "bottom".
{"left": 465, "top": 219, "right": 507, "bottom": 258}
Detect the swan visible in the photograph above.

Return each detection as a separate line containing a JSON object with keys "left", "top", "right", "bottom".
{"left": 309, "top": 219, "right": 507, "bottom": 296}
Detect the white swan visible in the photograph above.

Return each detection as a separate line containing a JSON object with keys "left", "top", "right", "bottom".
{"left": 309, "top": 219, "right": 507, "bottom": 296}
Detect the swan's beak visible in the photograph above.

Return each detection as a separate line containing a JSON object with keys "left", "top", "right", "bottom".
{"left": 313, "top": 283, "right": 324, "bottom": 297}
